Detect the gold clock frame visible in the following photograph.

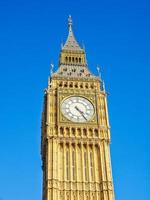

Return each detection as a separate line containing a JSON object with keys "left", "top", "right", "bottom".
{"left": 57, "top": 90, "right": 98, "bottom": 125}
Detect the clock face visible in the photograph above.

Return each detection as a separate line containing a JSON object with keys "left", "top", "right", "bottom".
{"left": 61, "top": 96, "right": 95, "bottom": 123}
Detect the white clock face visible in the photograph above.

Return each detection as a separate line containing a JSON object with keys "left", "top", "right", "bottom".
{"left": 61, "top": 96, "right": 94, "bottom": 123}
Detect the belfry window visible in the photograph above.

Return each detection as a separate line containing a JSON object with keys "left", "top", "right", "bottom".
{"left": 72, "top": 150, "right": 76, "bottom": 180}
{"left": 65, "top": 57, "right": 68, "bottom": 62}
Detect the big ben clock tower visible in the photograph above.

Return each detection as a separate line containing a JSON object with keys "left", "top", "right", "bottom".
{"left": 41, "top": 16, "right": 115, "bottom": 200}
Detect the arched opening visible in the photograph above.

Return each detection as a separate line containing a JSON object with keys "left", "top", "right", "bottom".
{"left": 85, "top": 84, "right": 88, "bottom": 89}
{"left": 59, "top": 82, "right": 62, "bottom": 87}
{"left": 65, "top": 57, "right": 68, "bottom": 62}
{"left": 94, "top": 129, "right": 98, "bottom": 137}
{"left": 77, "top": 128, "right": 81, "bottom": 136}
{"left": 69, "top": 82, "right": 73, "bottom": 88}
{"left": 75, "top": 83, "right": 78, "bottom": 88}
{"left": 60, "top": 127, "right": 63, "bottom": 135}
{"left": 91, "top": 84, "right": 94, "bottom": 89}
{"left": 72, "top": 128, "right": 75, "bottom": 136}
{"left": 80, "top": 84, "right": 83, "bottom": 88}
{"left": 64, "top": 82, "right": 68, "bottom": 87}
{"left": 83, "top": 128, "right": 87, "bottom": 136}
{"left": 66, "top": 127, "right": 69, "bottom": 136}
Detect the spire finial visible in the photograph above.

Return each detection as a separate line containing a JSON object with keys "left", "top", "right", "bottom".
{"left": 68, "top": 15, "right": 73, "bottom": 28}
{"left": 62, "top": 15, "right": 82, "bottom": 51}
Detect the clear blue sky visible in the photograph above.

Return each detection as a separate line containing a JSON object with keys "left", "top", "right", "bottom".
{"left": 0, "top": 0, "right": 150, "bottom": 199}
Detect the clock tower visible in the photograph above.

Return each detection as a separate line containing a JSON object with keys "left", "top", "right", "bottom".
{"left": 41, "top": 16, "right": 115, "bottom": 200}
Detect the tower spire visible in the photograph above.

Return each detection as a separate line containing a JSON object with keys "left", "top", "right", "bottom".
{"left": 62, "top": 16, "right": 83, "bottom": 51}
{"left": 53, "top": 16, "right": 97, "bottom": 79}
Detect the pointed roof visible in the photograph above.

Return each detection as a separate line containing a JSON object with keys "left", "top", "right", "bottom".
{"left": 52, "top": 16, "right": 98, "bottom": 80}
{"left": 62, "top": 16, "right": 83, "bottom": 51}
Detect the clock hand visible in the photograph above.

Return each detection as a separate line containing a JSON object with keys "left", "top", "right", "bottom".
{"left": 75, "top": 106, "right": 83, "bottom": 114}
{"left": 81, "top": 113, "right": 87, "bottom": 121}
{"left": 75, "top": 106, "right": 87, "bottom": 120}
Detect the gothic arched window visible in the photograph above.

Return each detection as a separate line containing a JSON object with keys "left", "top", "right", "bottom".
{"left": 65, "top": 57, "right": 68, "bottom": 62}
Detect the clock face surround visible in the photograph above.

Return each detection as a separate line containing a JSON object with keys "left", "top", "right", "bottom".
{"left": 61, "top": 96, "right": 95, "bottom": 123}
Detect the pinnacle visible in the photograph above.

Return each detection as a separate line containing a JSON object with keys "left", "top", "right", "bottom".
{"left": 62, "top": 16, "right": 83, "bottom": 51}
